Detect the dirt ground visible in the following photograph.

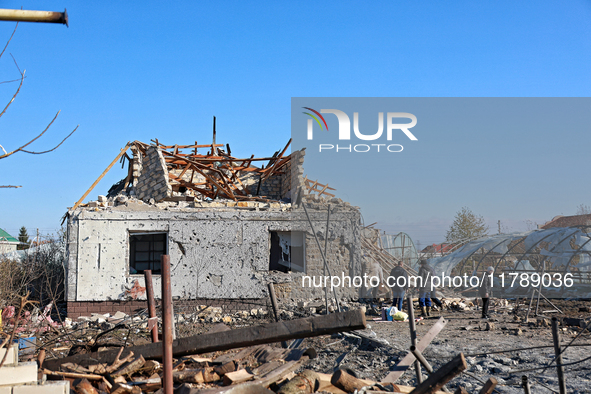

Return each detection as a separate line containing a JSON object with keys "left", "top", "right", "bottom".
{"left": 300, "top": 298, "right": 591, "bottom": 394}
{"left": 32, "top": 298, "right": 591, "bottom": 393}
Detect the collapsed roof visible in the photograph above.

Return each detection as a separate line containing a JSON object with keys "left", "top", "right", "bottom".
{"left": 117, "top": 139, "right": 293, "bottom": 202}
{"left": 70, "top": 137, "right": 339, "bottom": 212}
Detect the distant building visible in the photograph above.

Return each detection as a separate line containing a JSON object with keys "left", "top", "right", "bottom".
{"left": 540, "top": 214, "right": 591, "bottom": 229}
{"left": 0, "top": 228, "right": 19, "bottom": 254}
{"left": 421, "top": 243, "right": 455, "bottom": 258}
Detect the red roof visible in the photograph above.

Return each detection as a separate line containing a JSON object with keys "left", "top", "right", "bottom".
{"left": 421, "top": 243, "right": 455, "bottom": 254}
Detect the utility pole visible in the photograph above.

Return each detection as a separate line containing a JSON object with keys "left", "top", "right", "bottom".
{"left": 497, "top": 220, "right": 501, "bottom": 235}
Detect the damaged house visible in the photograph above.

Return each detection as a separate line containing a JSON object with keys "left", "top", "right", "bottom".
{"left": 65, "top": 139, "right": 368, "bottom": 318}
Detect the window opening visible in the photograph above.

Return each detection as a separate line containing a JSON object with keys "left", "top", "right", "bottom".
{"left": 269, "top": 231, "right": 305, "bottom": 272}
{"left": 130, "top": 232, "right": 167, "bottom": 274}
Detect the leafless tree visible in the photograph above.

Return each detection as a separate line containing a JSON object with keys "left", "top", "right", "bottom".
{"left": 576, "top": 204, "right": 591, "bottom": 215}
{"left": 524, "top": 219, "right": 540, "bottom": 231}
{"left": 0, "top": 23, "right": 78, "bottom": 188}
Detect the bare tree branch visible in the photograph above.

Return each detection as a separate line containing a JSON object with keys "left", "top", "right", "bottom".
{"left": 10, "top": 53, "right": 22, "bottom": 74}
{"left": 0, "top": 25, "right": 80, "bottom": 182}
{"left": 0, "top": 185, "right": 22, "bottom": 188}
{"left": 0, "top": 77, "right": 25, "bottom": 85}
{"left": 0, "top": 110, "right": 79, "bottom": 159}
{"left": 0, "top": 22, "right": 17, "bottom": 60}
{"left": 21, "top": 124, "right": 79, "bottom": 154}
{"left": 0, "top": 68, "right": 25, "bottom": 119}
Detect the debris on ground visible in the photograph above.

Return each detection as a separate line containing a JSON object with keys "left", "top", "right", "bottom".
{"left": 1, "top": 295, "right": 591, "bottom": 393}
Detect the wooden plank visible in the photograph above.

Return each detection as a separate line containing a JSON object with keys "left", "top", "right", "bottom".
{"left": 153, "top": 143, "right": 224, "bottom": 150}
{"left": 223, "top": 369, "right": 254, "bottom": 386}
{"left": 213, "top": 346, "right": 261, "bottom": 365}
{"left": 173, "top": 156, "right": 236, "bottom": 200}
{"left": 315, "top": 373, "right": 448, "bottom": 394}
{"left": 43, "top": 369, "right": 104, "bottom": 381}
{"left": 71, "top": 143, "right": 130, "bottom": 211}
{"left": 178, "top": 163, "right": 192, "bottom": 179}
{"left": 478, "top": 378, "right": 497, "bottom": 394}
{"left": 45, "top": 309, "right": 366, "bottom": 370}
{"left": 409, "top": 353, "right": 467, "bottom": 394}
{"left": 366, "top": 389, "right": 447, "bottom": 394}
{"left": 317, "top": 373, "right": 348, "bottom": 394}
{"left": 174, "top": 367, "right": 220, "bottom": 383}
{"left": 383, "top": 317, "right": 447, "bottom": 383}
{"left": 331, "top": 369, "right": 374, "bottom": 392}
{"left": 254, "top": 361, "right": 303, "bottom": 387}
{"left": 261, "top": 138, "right": 291, "bottom": 181}
{"left": 198, "top": 361, "right": 303, "bottom": 394}
{"left": 231, "top": 346, "right": 264, "bottom": 362}
{"left": 214, "top": 361, "right": 237, "bottom": 376}
{"left": 167, "top": 173, "right": 215, "bottom": 198}
{"left": 272, "top": 156, "right": 291, "bottom": 173}
{"left": 252, "top": 361, "right": 283, "bottom": 377}
{"left": 317, "top": 183, "right": 330, "bottom": 196}
{"left": 277, "top": 370, "right": 318, "bottom": 394}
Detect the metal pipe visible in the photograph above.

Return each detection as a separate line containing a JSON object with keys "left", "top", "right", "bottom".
{"left": 409, "top": 346, "right": 450, "bottom": 393}
{"left": 144, "top": 270, "right": 159, "bottom": 343}
{"left": 407, "top": 296, "right": 423, "bottom": 384}
{"left": 0, "top": 8, "right": 68, "bottom": 26}
{"left": 535, "top": 263, "right": 546, "bottom": 316}
{"left": 410, "top": 345, "right": 433, "bottom": 373}
{"left": 551, "top": 317, "right": 567, "bottom": 394}
{"left": 534, "top": 288, "right": 564, "bottom": 314}
{"left": 525, "top": 288, "right": 535, "bottom": 322}
{"left": 302, "top": 202, "right": 341, "bottom": 312}
{"left": 268, "top": 282, "right": 280, "bottom": 321}
{"left": 521, "top": 376, "right": 531, "bottom": 394}
{"left": 268, "top": 283, "right": 288, "bottom": 348}
{"left": 161, "top": 255, "right": 173, "bottom": 394}
{"left": 324, "top": 205, "right": 331, "bottom": 314}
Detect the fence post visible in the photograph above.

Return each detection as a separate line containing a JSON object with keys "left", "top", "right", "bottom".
{"left": 144, "top": 270, "right": 159, "bottom": 343}
{"left": 161, "top": 255, "right": 173, "bottom": 394}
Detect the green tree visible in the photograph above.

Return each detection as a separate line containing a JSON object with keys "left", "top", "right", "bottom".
{"left": 446, "top": 207, "right": 489, "bottom": 243}
{"left": 17, "top": 226, "right": 30, "bottom": 250}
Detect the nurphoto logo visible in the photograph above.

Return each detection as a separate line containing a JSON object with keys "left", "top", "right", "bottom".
{"left": 302, "top": 107, "right": 418, "bottom": 153}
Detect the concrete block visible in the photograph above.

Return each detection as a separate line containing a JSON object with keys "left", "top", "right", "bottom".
{"left": 0, "top": 386, "right": 12, "bottom": 394}
{"left": 111, "top": 311, "right": 127, "bottom": 320}
{"left": 0, "top": 362, "right": 38, "bottom": 386}
{"left": 0, "top": 344, "right": 19, "bottom": 366}
{"left": 13, "top": 381, "right": 70, "bottom": 394}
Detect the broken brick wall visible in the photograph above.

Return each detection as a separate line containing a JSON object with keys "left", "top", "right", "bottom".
{"left": 272, "top": 197, "right": 363, "bottom": 301}
{"left": 134, "top": 146, "right": 172, "bottom": 202}
{"left": 66, "top": 198, "right": 362, "bottom": 316}
{"left": 130, "top": 145, "right": 301, "bottom": 202}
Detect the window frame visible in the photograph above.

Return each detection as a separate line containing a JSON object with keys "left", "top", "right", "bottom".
{"left": 129, "top": 231, "right": 168, "bottom": 275}
{"left": 269, "top": 230, "right": 306, "bottom": 273}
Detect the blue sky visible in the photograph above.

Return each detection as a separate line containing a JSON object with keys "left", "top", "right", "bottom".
{"left": 1, "top": 1, "right": 590, "bottom": 244}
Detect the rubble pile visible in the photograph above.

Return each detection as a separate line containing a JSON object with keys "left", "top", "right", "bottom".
{"left": 2, "top": 296, "right": 591, "bottom": 393}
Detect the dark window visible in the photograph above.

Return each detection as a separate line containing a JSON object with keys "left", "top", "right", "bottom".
{"left": 130, "top": 233, "right": 167, "bottom": 274}
{"left": 269, "top": 231, "right": 305, "bottom": 273}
